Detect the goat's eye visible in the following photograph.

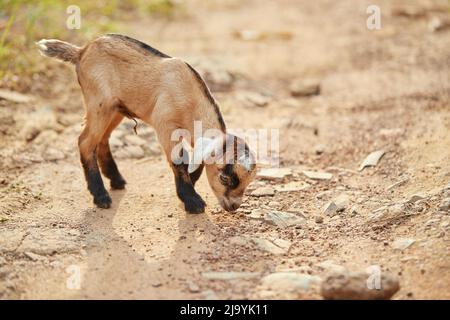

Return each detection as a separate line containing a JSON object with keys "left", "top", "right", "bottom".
{"left": 219, "top": 173, "right": 230, "bottom": 185}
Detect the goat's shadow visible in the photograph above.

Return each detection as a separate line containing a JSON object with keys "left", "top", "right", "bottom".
{"left": 78, "top": 188, "right": 217, "bottom": 299}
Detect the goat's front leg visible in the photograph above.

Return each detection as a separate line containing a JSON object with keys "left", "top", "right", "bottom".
{"left": 155, "top": 120, "right": 205, "bottom": 213}
{"left": 171, "top": 147, "right": 206, "bottom": 214}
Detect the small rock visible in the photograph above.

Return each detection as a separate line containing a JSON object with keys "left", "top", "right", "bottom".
{"left": 368, "top": 204, "right": 405, "bottom": 223}
{"left": 0, "top": 89, "right": 34, "bottom": 103}
{"left": 321, "top": 271, "right": 399, "bottom": 300}
{"left": 42, "top": 147, "right": 65, "bottom": 161}
{"left": 275, "top": 181, "right": 310, "bottom": 192}
{"left": 257, "top": 168, "right": 292, "bottom": 181}
{"left": 392, "top": 238, "right": 415, "bottom": 250}
{"left": 267, "top": 201, "right": 281, "bottom": 208}
{"left": 315, "top": 215, "right": 324, "bottom": 224}
{"left": 379, "top": 128, "right": 404, "bottom": 138}
{"left": 349, "top": 206, "right": 359, "bottom": 215}
{"left": 202, "top": 290, "right": 219, "bottom": 300}
{"left": 251, "top": 186, "right": 275, "bottom": 197}
{"left": 0, "top": 256, "right": 6, "bottom": 266}
{"left": 438, "top": 198, "right": 450, "bottom": 212}
{"left": 260, "top": 272, "right": 321, "bottom": 292}
{"left": 303, "top": 170, "right": 332, "bottom": 180}
{"left": 428, "top": 17, "right": 450, "bottom": 32}
{"left": 237, "top": 91, "right": 270, "bottom": 107}
{"left": 407, "top": 193, "right": 427, "bottom": 204}
{"left": 334, "top": 194, "right": 350, "bottom": 212}
{"left": 359, "top": 150, "right": 385, "bottom": 171}
{"left": 24, "top": 251, "right": 44, "bottom": 261}
{"left": 252, "top": 237, "right": 291, "bottom": 255}
{"left": 187, "top": 281, "right": 200, "bottom": 293}
{"left": 323, "top": 202, "right": 338, "bottom": 217}
{"left": 289, "top": 79, "right": 320, "bottom": 97}
{"left": 202, "top": 271, "right": 260, "bottom": 280}
{"left": 249, "top": 209, "right": 305, "bottom": 227}
{"left": 315, "top": 144, "right": 326, "bottom": 155}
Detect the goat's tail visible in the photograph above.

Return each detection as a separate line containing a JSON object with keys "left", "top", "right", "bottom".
{"left": 36, "top": 39, "right": 81, "bottom": 64}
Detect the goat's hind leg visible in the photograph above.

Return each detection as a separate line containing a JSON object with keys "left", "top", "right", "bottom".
{"left": 78, "top": 102, "right": 116, "bottom": 209}
{"left": 97, "top": 113, "right": 126, "bottom": 190}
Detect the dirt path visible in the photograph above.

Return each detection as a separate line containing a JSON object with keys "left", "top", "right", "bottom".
{"left": 1, "top": 0, "right": 450, "bottom": 299}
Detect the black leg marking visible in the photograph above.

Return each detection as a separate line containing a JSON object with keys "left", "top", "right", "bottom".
{"left": 81, "top": 152, "right": 112, "bottom": 209}
{"left": 173, "top": 148, "right": 205, "bottom": 213}
{"left": 98, "top": 142, "right": 126, "bottom": 190}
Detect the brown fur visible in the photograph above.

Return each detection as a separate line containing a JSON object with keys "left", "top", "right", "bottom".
{"left": 37, "top": 34, "right": 256, "bottom": 212}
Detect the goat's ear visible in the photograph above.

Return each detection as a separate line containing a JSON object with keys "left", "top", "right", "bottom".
{"left": 188, "top": 136, "right": 221, "bottom": 173}
{"left": 239, "top": 152, "right": 255, "bottom": 172}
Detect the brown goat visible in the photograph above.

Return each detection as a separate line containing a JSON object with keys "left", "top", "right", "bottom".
{"left": 37, "top": 34, "right": 256, "bottom": 213}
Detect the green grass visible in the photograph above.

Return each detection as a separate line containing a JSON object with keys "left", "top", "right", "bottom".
{"left": 0, "top": 0, "right": 181, "bottom": 81}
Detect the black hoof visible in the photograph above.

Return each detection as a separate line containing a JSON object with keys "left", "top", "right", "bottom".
{"left": 184, "top": 195, "right": 206, "bottom": 214}
{"left": 111, "top": 178, "right": 126, "bottom": 190}
{"left": 94, "top": 193, "right": 112, "bottom": 209}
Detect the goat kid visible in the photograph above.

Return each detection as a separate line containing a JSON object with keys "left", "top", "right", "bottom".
{"left": 37, "top": 34, "right": 256, "bottom": 213}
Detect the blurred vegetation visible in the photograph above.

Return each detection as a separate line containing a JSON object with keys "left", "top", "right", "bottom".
{"left": 0, "top": 0, "right": 182, "bottom": 80}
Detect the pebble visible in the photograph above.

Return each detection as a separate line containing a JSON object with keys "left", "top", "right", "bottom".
{"left": 349, "top": 206, "right": 359, "bottom": 215}
{"left": 0, "top": 89, "right": 34, "bottom": 103}
{"left": 252, "top": 237, "right": 291, "bottom": 255}
{"left": 249, "top": 209, "right": 305, "bottom": 227}
{"left": 321, "top": 271, "right": 399, "bottom": 300}
{"left": 251, "top": 186, "right": 275, "bottom": 197}
{"left": 315, "top": 215, "right": 324, "bottom": 224}
{"left": 334, "top": 194, "right": 350, "bottom": 212}
{"left": 323, "top": 202, "right": 338, "bottom": 216}
{"left": 392, "top": 238, "right": 415, "bottom": 250}
{"left": 359, "top": 150, "right": 385, "bottom": 171}
{"left": 257, "top": 168, "right": 292, "bottom": 181}
{"left": 303, "top": 170, "right": 333, "bottom": 180}
{"left": 42, "top": 147, "right": 66, "bottom": 161}
{"left": 379, "top": 128, "right": 404, "bottom": 138}
{"left": 24, "top": 251, "right": 44, "bottom": 261}
{"left": 202, "top": 290, "right": 219, "bottom": 300}
{"left": 438, "top": 198, "right": 450, "bottom": 212}
{"left": 275, "top": 181, "right": 310, "bottom": 192}
{"left": 289, "top": 79, "right": 320, "bottom": 97}
{"left": 260, "top": 272, "right": 321, "bottom": 293}
{"left": 237, "top": 91, "right": 271, "bottom": 107}
{"left": 187, "top": 281, "right": 200, "bottom": 293}
{"left": 407, "top": 193, "right": 427, "bottom": 204}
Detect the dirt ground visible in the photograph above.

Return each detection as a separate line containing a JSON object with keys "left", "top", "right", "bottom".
{"left": 1, "top": 0, "right": 450, "bottom": 299}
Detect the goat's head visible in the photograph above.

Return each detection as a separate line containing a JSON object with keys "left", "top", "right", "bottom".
{"left": 188, "top": 134, "right": 256, "bottom": 212}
